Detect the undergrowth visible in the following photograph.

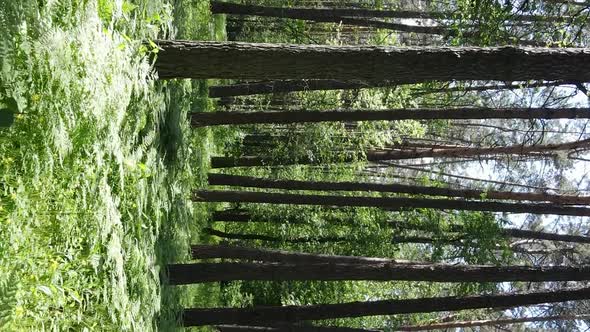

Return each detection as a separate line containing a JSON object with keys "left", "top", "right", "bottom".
{"left": 0, "top": 0, "right": 223, "bottom": 330}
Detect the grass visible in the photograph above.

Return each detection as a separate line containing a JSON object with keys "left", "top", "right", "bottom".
{"left": 0, "top": 0, "right": 225, "bottom": 330}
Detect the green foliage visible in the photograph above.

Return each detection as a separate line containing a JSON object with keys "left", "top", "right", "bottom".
{"left": 0, "top": 0, "right": 223, "bottom": 330}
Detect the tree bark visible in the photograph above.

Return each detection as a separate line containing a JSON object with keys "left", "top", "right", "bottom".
{"left": 193, "top": 190, "right": 590, "bottom": 217}
{"left": 389, "top": 222, "right": 590, "bottom": 245}
{"left": 181, "top": 286, "right": 590, "bottom": 326}
{"left": 212, "top": 209, "right": 251, "bottom": 222}
{"left": 411, "top": 80, "right": 580, "bottom": 95}
{"left": 167, "top": 261, "right": 590, "bottom": 284}
{"left": 191, "top": 244, "right": 421, "bottom": 265}
{"left": 209, "top": 80, "right": 577, "bottom": 98}
{"left": 207, "top": 173, "right": 590, "bottom": 205}
{"left": 210, "top": 2, "right": 568, "bottom": 23}
{"left": 216, "top": 325, "right": 379, "bottom": 332}
{"left": 500, "top": 228, "right": 590, "bottom": 244}
{"left": 210, "top": 2, "right": 454, "bottom": 35}
{"left": 204, "top": 228, "right": 349, "bottom": 244}
{"left": 212, "top": 209, "right": 304, "bottom": 224}
{"left": 208, "top": 80, "right": 397, "bottom": 98}
{"left": 388, "top": 163, "right": 562, "bottom": 192}
{"left": 154, "top": 41, "right": 590, "bottom": 81}
{"left": 396, "top": 314, "right": 590, "bottom": 331}
{"left": 191, "top": 107, "right": 590, "bottom": 127}
{"left": 210, "top": 138, "right": 590, "bottom": 167}
{"left": 220, "top": 325, "right": 383, "bottom": 332}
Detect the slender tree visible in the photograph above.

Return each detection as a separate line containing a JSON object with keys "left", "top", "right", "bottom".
{"left": 194, "top": 190, "right": 590, "bottom": 216}
{"left": 210, "top": 1, "right": 455, "bottom": 35}
{"left": 154, "top": 41, "right": 590, "bottom": 81}
{"left": 207, "top": 173, "right": 590, "bottom": 205}
{"left": 191, "top": 244, "right": 421, "bottom": 265}
{"left": 191, "top": 107, "right": 590, "bottom": 127}
{"left": 216, "top": 325, "right": 378, "bottom": 332}
{"left": 211, "top": 209, "right": 255, "bottom": 222}
{"left": 388, "top": 220, "right": 590, "bottom": 245}
{"left": 210, "top": 1, "right": 568, "bottom": 23}
{"left": 167, "top": 261, "right": 590, "bottom": 284}
{"left": 181, "top": 286, "right": 590, "bottom": 326}
{"left": 411, "top": 80, "right": 581, "bottom": 95}
{"left": 204, "top": 228, "right": 349, "bottom": 244}
{"left": 209, "top": 79, "right": 577, "bottom": 98}
{"left": 396, "top": 314, "right": 590, "bottom": 331}
{"left": 208, "top": 80, "right": 397, "bottom": 98}
{"left": 500, "top": 228, "right": 590, "bottom": 244}
{"left": 387, "top": 163, "right": 564, "bottom": 192}
{"left": 211, "top": 138, "right": 590, "bottom": 167}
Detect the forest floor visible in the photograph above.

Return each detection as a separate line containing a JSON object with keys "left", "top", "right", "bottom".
{"left": 0, "top": 0, "right": 225, "bottom": 330}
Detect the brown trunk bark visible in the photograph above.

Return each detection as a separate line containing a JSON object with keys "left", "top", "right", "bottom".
{"left": 210, "top": 2, "right": 568, "bottom": 23}
{"left": 396, "top": 314, "right": 590, "bottom": 331}
{"left": 389, "top": 221, "right": 590, "bottom": 245}
{"left": 388, "top": 163, "right": 562, "bottom": 192}
{"left": 191, "top": 244, "right": 421, "bottom": 265}
{"left": 154, "top": 41, "right": 590, "bottom": 81}
{"left": 209, "top": 79, "right": 578, "bottom": 98}
{"left": 212, "top": 209, "right": 304, "bottom": 224}
{"left": 181, "top": 286, "right": 590, "bottom": 326}
{"left": 210, "top": 138, "right": 590, "bottom": 168}
{"left": 191, "top": 107, "right": 590, "bottom": 127}
{"left": 166, "top": 261, "right": 590, "bottom": 284}
{"left": 204, "top": 228, "right": 349, "bottom": 244}
{"left": 501, "top": 228, "right": 590, "bottom": 244}
{"left": 411, "top": 80, "right": 579, "bottom": 95}
{"left": 193, "top": 190, "right": 590, "bottom": 217}
{"left": 208, "top": 80, "right": 397, "bottom": 98}
{"left": 210, "top": 2, "right": 454, "bottom": 35}
{"left": 216, "top": 325, "right": 379, "bottom": 332}
{"left": 212, "top": 209, "right": 251, "bottom": 222}
{"left": 207, "top": 173, "right": 590, "bottom": 205}
{"left": 391, "top": 236, "right": 463, "bottom": 246}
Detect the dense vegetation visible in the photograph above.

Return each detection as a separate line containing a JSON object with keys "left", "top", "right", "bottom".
{"left": 0, "top": 0, "right": 226, "bottom": 330}
{"left": 2, "top": 0, "right": 590, "bottom": 331}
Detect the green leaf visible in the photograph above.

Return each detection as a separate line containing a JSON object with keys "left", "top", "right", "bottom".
{"left": 0, "top": 111, "right": 15, "bottom": 128}
{"left": 37, "top": 285, "right": 52, "bottom": 297}
{"left": 122, "top": 1, "right": 137, "bottom": 15}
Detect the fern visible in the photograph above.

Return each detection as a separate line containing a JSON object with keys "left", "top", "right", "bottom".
{"left": 0, "top": 271, "right": 17, "bottom": 329}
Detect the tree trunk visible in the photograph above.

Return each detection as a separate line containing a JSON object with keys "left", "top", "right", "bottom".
{"left": 212, "top": 209, "right": 305, "bottom": 224}
{"left": 216, "top": 325, "right": 379, "bottom": 332}
{"left": 191, "top": 107, "right": 590, "bottom": 127}
{"left": 193, "top": 190, "right": 590, "bottom": 217}
{"left": 210, "top": 2, "right": 454, "bottom": 35}
{"left": 389, "top": 222, "right": 590, "bottom": 245}
{"left": 391, "top": 235, "right": 580, "bottom": 255}
{"left": 204, "top": 228, "right": 349, "bottom": 244}
{"left": 396, "top": 314, "right": 590, "bottom": 331}
{"left": 167, "top": 261, "right": 590, "bottom": 284}
{"left": 191, "top": 244, "right": 421, "bottom": 265}
{"left": 208, "top": 80, "right": 397, "bottom": 98}
{"left": 207, "top": 173, "right": 590, "bottom": 205}
{"left": 391, "top": 236, "right": 462, "bottom": 246}
{"left": 210, "top": 138, "right": 590, "bottom": 167}
{"left": 411, "top": 80, "right": 579, "bottom": 95}
{"left": 388, "top": 163, "right": 562, "bottom": 192}
{"left": 181, "top": 286, "right": 590, "bottom": 326}
{"left": 500, "top": 228, "right": 590, "bottom": 244}
{"left": 212, "top": 209, "right": 251, "bottom": 222}
{"left": 209, "top": 80, "right": 577, "bottom": 98}
{"left": 210, "top": 2, "right": 568, "bottom": 23}
{"left": 154, "top": 41, "right": 590, "bottom": 81}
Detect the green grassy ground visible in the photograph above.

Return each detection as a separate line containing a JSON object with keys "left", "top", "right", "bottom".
{"left": 0, "top": 0, "right": 224, "bottom": 330}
